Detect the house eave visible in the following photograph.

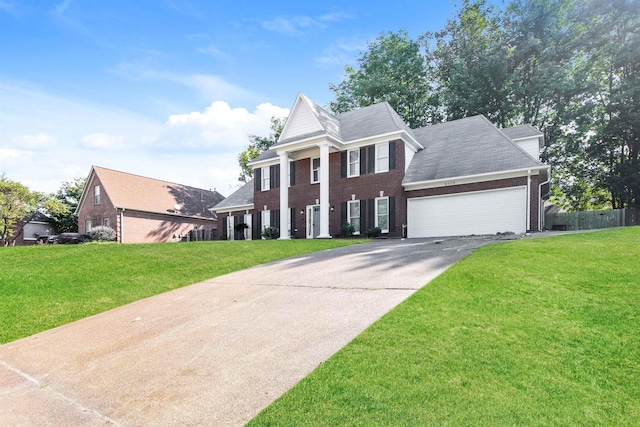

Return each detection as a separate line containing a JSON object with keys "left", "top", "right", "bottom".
{"left": 115, "top": 206, "right": 218, "bottom": 221}
{"left": 403, "top": 166, "right": 549, "bottom": 191}
{"left": 212, "top": 204, "right": 254, "bottom": 214}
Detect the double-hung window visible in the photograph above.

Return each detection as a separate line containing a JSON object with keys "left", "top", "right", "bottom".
{"left": 347, "top": 149, "right": 360, "bottom": 177}
{"left": 261, "top": 166, "right": 270, "bottom": 191}
{"left": 94, "top": 185, "right": 101, "bottom": 204}
{"left": 375, "top": 197, "right": 389, "bottom": 233}
{"left": 347, "top": 200, "right": 360, "bottom": 234}
{"left": 261, "top": 210, "right": 271, "bottom": 232}
{"left": 103, "top": 218, "right": 110, "bottom": 227}
{"left": 311, "top": 158, "right": 320, "bottom": 183}
{"left": 375, "top": 142, "right": 389, "bottom": 173}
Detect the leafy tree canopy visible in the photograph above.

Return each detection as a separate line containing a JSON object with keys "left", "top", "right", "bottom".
{"left": 238, "top": 116, "right": 286, "bottom": 183}
{"left": 0, "top": 174, "right": 66, "bottom": 246}
{"left": 50, "top": 177, "right": 86, "bottom": 233}
{"left": 327, "top": 0, "right": 640, "bottom": 211}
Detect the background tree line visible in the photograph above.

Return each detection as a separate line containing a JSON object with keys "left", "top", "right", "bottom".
{"left": 329, "top": 0, "right": 639, "bottom": 211}
{"left": 239, "top": 0, "right": 637, "bottom": 212}
{"left": 0, "top": 174, "right": 85, "bottom": 246}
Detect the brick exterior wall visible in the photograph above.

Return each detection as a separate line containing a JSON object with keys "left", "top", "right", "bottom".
{"left": 77, "top": 173, "right": 117, "bottom": 235}
{"left": 120, "top": 210, "right": 217, "bottom": 244}
{"left": 254, "top": 139, "right": 407, "bottom": 238}
{"left": 247, "top": 142, "right": 544, "bottom": 238}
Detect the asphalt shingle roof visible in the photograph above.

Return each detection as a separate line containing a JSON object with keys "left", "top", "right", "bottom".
{"left": 212, "top": 180, "right": 254, "bottom": 210}
{"left": 403, "top": 115, "right": 544, "bottom": 184}
{"left": 91, "top": 166, "right": 225, "bottom": 219}
{"left": 275, "top": 96, "right": 416, "bottom": 147}
{"left": 501, "top": 124, "right": 543, "bottom": 140}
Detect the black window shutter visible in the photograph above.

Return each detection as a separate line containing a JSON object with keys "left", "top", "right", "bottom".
{"left": 341, "top": 202, "right": 347, "bottom": 226}
{"left": 222, "top": 217, "right": 227, "bottom": 238}
{"left": 360, "top": 147, "right": 367, "bottom": 175}
{"left": 360, "top": 200, "right": 367, "bottom": 233}
{"left": 368, "top": 146, "right": 375, "bottom": 174}
{"left": 255, "top": 212, "right": 262, "bottom": 239}
{"left": 290, "top": 161, "right": 296, "bottom": 186}
{"left": 255, "top": 168, "right": 261, "bottom": 191}
{"left": 368, "top": 199, "right": 375, "bottom": 229}
{"left": 271, "top": 209, "right": 281, "bottom": 229}
{"left": 275, "top": 164, "right": 281, "bottom": 188}
{"left": 389, "top": 141, "right": 396, "bottom": 171}
{"left": 341, "top": 151, "right": 347, "bottom": 178}
{"left": 389, "top": 196, "right": 396, "bottom": 232}
{"left": 290, "top": 207, "right": 296, "bottom": 237}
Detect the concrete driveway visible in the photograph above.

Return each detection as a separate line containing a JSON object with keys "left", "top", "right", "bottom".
{"left": 0, "top": 236, "right": 498, "bottom": 426}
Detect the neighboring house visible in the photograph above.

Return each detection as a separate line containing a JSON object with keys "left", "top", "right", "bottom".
{"left": 213, "top": 93, "right": 550, "bottom": 240}
{"left": 76, "top": 166, "right": 226, "bottom": 243}
{"left": 13, "top": 212, "right": 55, "bottom": 245}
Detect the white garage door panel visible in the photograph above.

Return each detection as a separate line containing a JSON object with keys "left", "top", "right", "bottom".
{"left": 408, "top": 187, "right": 527, "bottom": 238}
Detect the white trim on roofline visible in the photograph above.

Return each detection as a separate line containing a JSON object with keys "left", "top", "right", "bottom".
{"left": 212, "top": 204, "right": 254, "bottom": 214}
{"left": 403, "top": 166, "right": 549, "bottom": 191}
{"left": 113, "top": 206, "right": 218, "bottom": 221}
{"left": 249, "top": 130, "right": 421, "bottom": 169}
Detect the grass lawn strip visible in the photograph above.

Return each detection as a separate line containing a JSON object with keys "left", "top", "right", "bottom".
{"left": 0, "top": 239, "right": 366, "bottom": 343}
{"left": 248, "top": 227, "right": 640, "bottom": 426}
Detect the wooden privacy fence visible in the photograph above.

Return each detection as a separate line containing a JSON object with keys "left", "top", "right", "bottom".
{"left": 545, "top": 207, "right": 639, "bottom": 231}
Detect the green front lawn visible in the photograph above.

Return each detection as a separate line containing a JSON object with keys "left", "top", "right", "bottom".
{"left": 249, "top": 227, "right": 640, "bottom": 426}
{"left": 0, "top": 239, "right": 366, "bottom": 343}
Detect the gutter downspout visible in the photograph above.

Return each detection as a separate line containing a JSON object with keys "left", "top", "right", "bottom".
{"left": 538, "top": 166, "right": 551, "bottom": 231}
{"left": 527, "top": 169, "right": 531, "bottom": 232}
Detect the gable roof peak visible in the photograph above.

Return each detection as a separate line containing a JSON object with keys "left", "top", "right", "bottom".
{"left": 277, "top": 93, "right": 340, "bottom": 145}
{"left": 80, "top": 166, "right": 225, "bottom": 219}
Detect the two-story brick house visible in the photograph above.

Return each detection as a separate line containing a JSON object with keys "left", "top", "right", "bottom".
{"left": 213, "top": 94, "right": 550, "bottom": 239}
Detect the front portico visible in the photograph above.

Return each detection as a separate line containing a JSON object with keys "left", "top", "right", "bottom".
{"left": 277, "top": 139, "right": 335, "bottom": 239}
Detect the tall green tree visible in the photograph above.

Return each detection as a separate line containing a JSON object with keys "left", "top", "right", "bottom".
{"left": 50, "top": 177, "right": 86, "bottom": 233}
{"left": 238, "top": 116, "right": 286, "bottom": 183}
{"left": 329, "top": 30, "right": 438, "bottom": 128}
{"left": 577, "top": 0, "right": 640, "bottom": 208}
{"left": 427, "top": 0, "right": 514, "bottom": 127}
{"left": 0, "top": 174, "right": 66, "bottom": 246}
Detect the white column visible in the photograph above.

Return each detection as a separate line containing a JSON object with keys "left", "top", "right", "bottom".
{"left": 278, "top": 152, "right": 290, "bottom": 239}
{"left": 318, "top": 143, "right": 332, "bottom": 238}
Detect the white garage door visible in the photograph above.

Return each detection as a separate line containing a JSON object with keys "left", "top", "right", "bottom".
{"left": 408, "top": 187, "right": 527, "bottom": 238}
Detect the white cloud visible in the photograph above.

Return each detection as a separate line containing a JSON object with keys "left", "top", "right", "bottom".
{"left": 314, "top": 37, "right": 367, "bottom": 67}
{"left": 262, "top": 12, "right": 354, "bottom": 37}
{"left": 80, "top": 133, "right": 127, "bottom": 150}
{"left": 111, "top": 62, "right": 254, "bottom": 102}
{"left": 0, "top": 79, "right": 288, "bottom": 197}
{"left": 17, "top": 132, "right": 57, "bottom": 149}
{"left": 54, "top": 0, "right": 72, "bottom": 15}
{"left": 0, "top": 148, "right": 30, "bottom": 161}
{"left": 0, "top": 0, "right": 18, "bottom": 15}
{"left": 164, "top": 101, "right": 288, "bottom": 150}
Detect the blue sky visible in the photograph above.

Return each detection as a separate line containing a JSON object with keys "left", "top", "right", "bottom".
{"left": 1, "top": 0, "right": 460, "bottom": 196}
